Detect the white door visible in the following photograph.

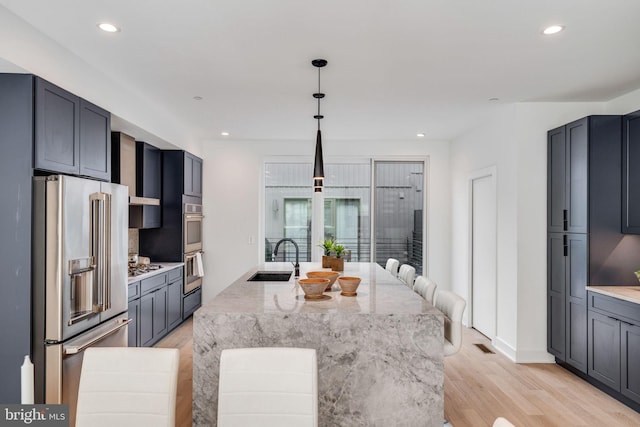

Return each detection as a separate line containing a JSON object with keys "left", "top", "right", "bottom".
{"left": 471, "top": 174, "right": 497, "bottom": 339}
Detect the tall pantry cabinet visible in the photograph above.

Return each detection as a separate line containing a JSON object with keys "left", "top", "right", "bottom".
{"left": 547, "top": 116, "right": 621, "bottom": 373}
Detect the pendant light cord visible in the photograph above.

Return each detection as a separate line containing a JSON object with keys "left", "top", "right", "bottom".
{"left": 317, "top": 66, "right": 321, "bottom": 131}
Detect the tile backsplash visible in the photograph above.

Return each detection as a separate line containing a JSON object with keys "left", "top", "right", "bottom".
{"left": 128, "top": 229, "right": 139, "bottom": 255}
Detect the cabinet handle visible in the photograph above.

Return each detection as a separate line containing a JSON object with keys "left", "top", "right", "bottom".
{"left": 563, "top": 235, "right": 568, "bottom": 257}
{"left": 563, "top": 209, "right": 568, "bottom": 231}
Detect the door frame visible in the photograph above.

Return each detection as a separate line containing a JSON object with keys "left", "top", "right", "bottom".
{"left": 467, "top": 166, "right": 497, "bottom": 335}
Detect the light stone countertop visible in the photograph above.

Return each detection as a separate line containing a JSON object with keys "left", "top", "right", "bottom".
{"left": 198, "top": 261, "right": 440, "bottom": 315}
{"left": 193, "top": 262, "right": 444, "bottom": 427}
{"left": 587, "top": 285, "right": 640, "bottom": 305}
{"left": 127, "top": 262, "right": 184, "bottom": 284}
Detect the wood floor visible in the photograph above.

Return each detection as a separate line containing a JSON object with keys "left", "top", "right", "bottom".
{"left": 156, "top": 320, "right": 640, "bottom": 427}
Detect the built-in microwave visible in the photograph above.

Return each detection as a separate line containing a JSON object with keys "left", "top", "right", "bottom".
{"left": 183, "top": 203, "right": 203, "bottom": 254}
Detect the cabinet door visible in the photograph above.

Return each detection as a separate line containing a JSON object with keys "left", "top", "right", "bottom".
{"left": 79, "top": 99, "right": 111, "bottom": 181}
{"left": 588, "top": 310, "right": 621, "bottom": 391}
{"left": 167, "top": 279, "right": 183, "bottom": 331}
{"left": 137, "top": 142, "right": 162, "bottom": 198}
{"left": 566, "top": 118, "right": 588, "bottom": 233}
{"left": 140, "top": 292, "right": 155, "bottom": 346}
{"left": 548, "top": 126, "right": 566, "bottom": 232}
{"left": 128, "top": 299, "right": 140, "bottom": 347}
{"left": 622, "top": 111, "right": 640, "bottom": 233}
{"left": 622, "top": 322, "right": 640, "bottom": 404}
{"left": 548, "top": 233, "right": 566, "bottom": 359}
{"left": 153, "top": 286, "right": 168, "bottom": 339}
{"left": 34, "top": 78, "right": 80, "bottom": 174}
{"left": 566, "top": 234, "right": 588, "bottom": 373}
{"left": 184, "top": 152, "right": 203, "bottom": 197}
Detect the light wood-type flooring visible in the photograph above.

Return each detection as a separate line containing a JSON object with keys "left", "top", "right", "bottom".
{"left": 156, "top": 319, "right": 640, "bottom": 427}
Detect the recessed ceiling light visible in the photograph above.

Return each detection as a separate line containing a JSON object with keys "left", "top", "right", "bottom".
{"left": 489, "top": 97, "right": 499, "bottom": 102}
{"left": 417, "top": 133, "right": 425, "bottom": 138}
{"left": 221, "top": 132, "right": 230, "bottom": 136}
{"left": 193, "top": 96, "right": 203, "bottom": 101}
{"left": 542, "top": 25, "right": 564, "bottom": 35}
{"left": 97, "top": 22, "right": 120, "bottom": 33}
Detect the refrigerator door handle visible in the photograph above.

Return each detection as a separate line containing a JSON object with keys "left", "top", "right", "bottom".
{"left": 64, "top": 318, "right": 131, "bottom": 355}
{"left": 90, "top": 192, "right": 112, "bottom": 313}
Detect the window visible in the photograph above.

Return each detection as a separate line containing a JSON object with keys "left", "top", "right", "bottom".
{"left": 264, "top": 159, "right": 425, "bottom": 274}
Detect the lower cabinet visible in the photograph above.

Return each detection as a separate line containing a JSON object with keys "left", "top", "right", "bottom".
{"left": 183, "top": 287, "right": 202, "bottom": 320}
{"left": 587, "top": 291, "right": 640, "bottom": 405}
{"left": 128, "top": 266, "right": 184, "bottom": 347}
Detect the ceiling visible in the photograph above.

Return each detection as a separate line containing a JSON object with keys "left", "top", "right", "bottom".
{"left": 2, "top": 0, "right": 640, "bottom": 143}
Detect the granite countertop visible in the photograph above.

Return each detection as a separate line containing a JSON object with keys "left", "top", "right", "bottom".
{"left": 127, "top": 262, "right": 184, "bottom": 284}
{"left": 199, "top": 261, "right": 439, "bottom": 315}
{"left": 587, "top": 285, "right": 640, "bottom": 305}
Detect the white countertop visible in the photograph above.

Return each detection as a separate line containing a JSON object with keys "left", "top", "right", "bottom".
{"left": 199, "top": 261, "right": 438, "bottom": 315}
{"left": 127, "top": 262, "right": 184, "bottom": 284}
{"left": 587, "top": 285, "right": 640, "bottom": 305}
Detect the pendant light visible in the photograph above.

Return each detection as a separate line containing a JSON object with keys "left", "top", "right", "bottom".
{"left": 312, "top": 59, "right": 327, "bottom": 192}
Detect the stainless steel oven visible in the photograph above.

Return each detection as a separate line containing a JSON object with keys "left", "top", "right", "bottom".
{"left": 184, "top": 203, "right": 203, "bottom": 254}
{"left": 184, "top": 250, "right": 204, "bottom": 294}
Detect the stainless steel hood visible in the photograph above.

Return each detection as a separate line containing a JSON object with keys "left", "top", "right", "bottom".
{"left": 112, "top": 132, "right": 161, "bottom": 229}
{"left": 112, "top": 132, "right": 161, "bottom": 207}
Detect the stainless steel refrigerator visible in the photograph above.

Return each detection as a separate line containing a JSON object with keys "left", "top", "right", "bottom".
{"left": 32, "top": 175, "right": 129, "bottom": 425}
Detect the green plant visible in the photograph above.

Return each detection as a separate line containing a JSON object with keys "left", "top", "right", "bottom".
{"left": 333, "top": 244, "right": 346, "bottom": 258}
{"left": 318, "top": 238, "right": 334, "bottom": 256}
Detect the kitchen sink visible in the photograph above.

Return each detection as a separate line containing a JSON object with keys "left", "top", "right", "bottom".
{"left": 247, "top": 271, "right": 293, "bottom": 282}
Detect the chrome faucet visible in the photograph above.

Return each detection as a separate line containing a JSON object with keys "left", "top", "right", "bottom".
{"left": 272, "top": 238, "right": 300, "bottom": 277}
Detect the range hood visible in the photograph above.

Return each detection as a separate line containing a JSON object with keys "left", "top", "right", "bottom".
{"left": 112, "top": 132, "right": 161, "bottom": 207}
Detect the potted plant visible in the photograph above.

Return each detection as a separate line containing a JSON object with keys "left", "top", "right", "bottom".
{"left": 318, "top": 238, "right": 334, "bottom": 268}
{"left": 332, "top": 243, "right": 346, "bottom": 271}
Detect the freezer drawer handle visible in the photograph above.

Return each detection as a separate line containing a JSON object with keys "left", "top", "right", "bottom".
{"left": 64, "top": 319, "right": 131, "bottom": 355}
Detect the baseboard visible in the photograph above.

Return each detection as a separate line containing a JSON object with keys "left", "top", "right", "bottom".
{"left": 492, "top": 336, "right": 516, "bottom": 361}
{"left": 491, "top": 337, "right": 556, "bottom": 363}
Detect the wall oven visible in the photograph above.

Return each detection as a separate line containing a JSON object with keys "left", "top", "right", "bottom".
{"left": 184, "top": 251, "right": 204, "bottom": 294}
{"left": 184, "top": 203, "right": 203, "bottom": 253}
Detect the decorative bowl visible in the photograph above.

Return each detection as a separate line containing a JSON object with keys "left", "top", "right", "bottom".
{"left": 338, "top": 276, "right": 361, "bottom": 296}
{"left": 298, "top": 278, "right": 330, "bottom": 299}
{"left": 306, "top": 270, "right": 340, "bottom": 291}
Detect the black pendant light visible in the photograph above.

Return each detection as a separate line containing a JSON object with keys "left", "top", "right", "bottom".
{"left": 312, "top": 59, "right": 327, "bottom": 192}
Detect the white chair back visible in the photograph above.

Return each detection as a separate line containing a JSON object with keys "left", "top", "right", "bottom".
{"left": 398, "top": 264, "right": 416, "bottom": 288}
{"left": 385, "top": 258, "right": 399, "bottom": 276}
{"left": 218, "top": 347, "right": 318, "bottom": 427}
{"left": 76, "top": 347, "right": 179, "bottom": 427}
{"left": 413, "top": 276, "right": 437, "bottom": 304}
{"left": 493, "top": 417, "right": 516, "bottom": 427}
{"left": 434, "top": 290, "right": 466, "bottom": 357}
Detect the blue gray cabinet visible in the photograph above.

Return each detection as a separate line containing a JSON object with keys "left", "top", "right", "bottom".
{"left": 547, "top": 233, "right": 588, "bottom": 373}
{"left": 34, "top": 78, "right": 80, "bottom": 176}
{"left": 547, "top": 115, "right": 629, "bottom": 375}
{"left": 34, "top": 78, "right": 111, "bottom": 180}
{"left": 167, "top": 267, "right": 183, "bottom": 331}
{"left": 184, "top": 151, "right": 203, "bottom": 197}
{"left": 622, "top": 110, "right": 640, "bottom": 233}
{"left": 128, "top": 266, "right": 184, "bottom": 347}
{"left": 0, "top": 74, "right": 33, "bottom": 402}
{"left": 547, "top": 119, "right": 588, "bottom": 234}
{"left": 588, "top": 291, "right": 640, "bottom": 405}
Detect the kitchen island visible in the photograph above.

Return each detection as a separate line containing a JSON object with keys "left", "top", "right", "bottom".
{"left": 193, "top": 262, "right": 444, "bottom": 427}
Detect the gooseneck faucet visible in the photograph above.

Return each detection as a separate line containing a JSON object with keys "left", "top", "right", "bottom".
{"left": 272, "top": 238, "right": 300, "bottom": 277}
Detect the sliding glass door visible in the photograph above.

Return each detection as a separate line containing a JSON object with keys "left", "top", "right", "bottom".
{"left": 373, "top": 161, "right": 425, "bottom": 275}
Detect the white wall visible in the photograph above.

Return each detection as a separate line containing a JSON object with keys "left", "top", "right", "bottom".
{"left": 200, "top": 138, "right": 451, "bottom": 303}
{"left": 450, "top": 102, "right": 608, "bottom": 362}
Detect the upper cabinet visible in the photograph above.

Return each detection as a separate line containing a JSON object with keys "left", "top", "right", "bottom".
{"left": 622, "top": 110, "right": 640, "bottom": 234}
{"left": 34, "top": 78, "right": 111, "bottom": 181}
{"left": 547, "top": 118, "right": 588, "bottom": 233}
{"left": 184, "top": 152, "right": 203, "bottom": 197}
{"left": 79, "top": 100, "right": 111, "bottom": 181}
{"left": 163, "top": 150, "right": 203, "bottom": 199}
